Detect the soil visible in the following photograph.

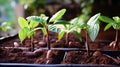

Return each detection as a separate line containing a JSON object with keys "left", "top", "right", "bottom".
{"left": 0, "top": 47, "right": 120, "bottom": 65}
{"left": 89, "top": 41, "right": 120, "bottom": 50}
{"left": 62, "top": 51, "right": 119, "bottom": 65}
{"left": 0, "top": 30, "right": 120, "bottom": 65}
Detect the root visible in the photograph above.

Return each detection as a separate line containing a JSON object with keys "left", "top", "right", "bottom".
{"left": 109, "top": 41, "right": 116, "bottom": 48}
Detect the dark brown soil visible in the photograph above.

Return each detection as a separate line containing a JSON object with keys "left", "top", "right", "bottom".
{"left": 62, "top": 51, "right": 119, "bottom": 65}
{"left": 0, "top": 48, "right": 37, "bottom": 63}
{"left": 0, "top": 48, "right": 64, "bottom": 64}
{"left": 89, "top": 41, "right": 120, "bottom": 50}
{"left": 0, "top": 30, "right": 120, "bottom": 65}
{"left": 0, "top": 47, "right": 120, "bottom": 65}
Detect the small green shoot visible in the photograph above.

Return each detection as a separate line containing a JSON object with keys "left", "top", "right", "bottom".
{"left": 49, "top": 19, "right": 82, "bottom": 47}
{"left": 99, "top": 16, "right": 120, "bottom": 48}
{"left": 18, "top": 17, "right": 40, "bottom": 51}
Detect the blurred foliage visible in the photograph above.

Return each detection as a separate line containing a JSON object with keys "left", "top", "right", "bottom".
{"left": 23, "top": 0, "right": 94, "bottom": 20}
{"left": 0, "top": 22, "right": 12, "bottom": 32}
{"left": 0, "top": 0, "right": 15, "bottom": 27}
{"left": 23, "top": 0, "right": 47, "bottom": 17}
{"left": 77, "top": 0, "right": 94, "bottom": 23}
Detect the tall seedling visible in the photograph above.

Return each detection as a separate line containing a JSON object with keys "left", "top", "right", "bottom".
{"left": 99, "top": 16, "right": 120, "bottom": 48}
{"left": 78, "top": 13, "right": 100, "bottom": 56}
{"left": 18, "top": 17, "right": 39, "bottom": 51}
{"left": 48, "top": 8, "right": 66, "bottom": 49}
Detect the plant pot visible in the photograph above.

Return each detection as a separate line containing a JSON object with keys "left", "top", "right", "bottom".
{"left": 0, "top": 34, "right": 18, "bottom": 45}
{"left": 0, "top": 63, "right": 119, "bottom": 67}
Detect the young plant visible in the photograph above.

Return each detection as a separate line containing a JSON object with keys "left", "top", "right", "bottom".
{"left": 47, "top": 8, "right": 66, "bottom": 49}
{"left": 78, "top": 13, "right": 101, "bottom": 56}
{"left": 99, "top": 16, "right": 120, "bottom": 48}
{"left": 49, "top": 19, "right": 82, "bottom": 47}
{"left": 26, "top": 9, "right": 66, "bottom": 50}
{"left": 18, "top": 17, "right": 39, "bottom": 51}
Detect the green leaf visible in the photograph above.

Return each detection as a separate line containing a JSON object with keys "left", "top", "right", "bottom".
{"left": 87, "top": 13, "right": 100, "bottom": 41}
{"left": 18, "top": 17, "right": 28, "bottom": 28}
{"left": 54, "top": 20, "right": 69, "bottom": 25}
{"left": 73, "top": 31, "right": 82, "bottom": 41}
{"left": 29, "top": 20, "right": 39, "bottom": 28}
{"left": 58, "top": 31, "right": 65, "bottom": 40}
{"left": 99, "top": 16, "right": 114, "bottom": 23}
{"left": 48, "top": 25, "right": 61, "bottom": 33}
{"left": 104, "top": 23, "right": 112, "bottom": 31}
{"left": 49, "top": 9, "right": 66, "bottom": 22}
{"left": 113, "top": 23, "right": 120, "bottom": 30}
{"left": 1, "top": 26, "right": 12, "bottom": 32}
{"left": 41, "top": 27, "right": 47, "bottom": 36}
{"left": 27, "top": 27, "right": 42, "bottom": 38}
{"left": 67, "top": 26, "right": 77, "bottom": 33}
{"left": 33, "top": 27, "right": 42, "bottom": 31}
{"left": 88, "top": 22, "right": 99, "bottom": 42}
{"left": 79, "top": 24, "right": 89, "bottom": 29}
{"left": 27, "top": 30, "right": 35, "bottom": 38}
{"left": 0, "top": 22, "right": 12, "bottom": 32}
{"left": 26, "top": 16, "right": 48, "bottom": 26}
{"left": 1, "top": 27, "right": 7, "bottom": 32}
{"left": 113, "top": 16, "right": 119, "bottom": 22}
{"left": 26, "top": 16, "right": 44, "bottom": 22}
{"left": 87, "top": 13, "right": 100, "bottom": 25}
{"left": 18, "top": 27, "right": 29, "bottom": 42}
{"left": 70, "top": 17, "right": 80, "bottom": 24}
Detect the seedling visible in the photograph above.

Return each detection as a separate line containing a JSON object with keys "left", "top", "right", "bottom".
{"left": 49, "top": 19, "right": 82, "bottom": 47}
{"left": 26, "top": 9, "right": 66, "bottom": 50}
{"left": 77, "top": 13, "right": 100, "bottom": 56}
{"left": 47, "top": 8, "right": 66, "bottom": 49}
{"left": 27, "top": 9, "right": 66, "bottom": 64}
{"left": 18, "top": 17, "right": 40, "bottom": 51}
{"left": 99, "top": 16, "right": 120, "bottom": 48}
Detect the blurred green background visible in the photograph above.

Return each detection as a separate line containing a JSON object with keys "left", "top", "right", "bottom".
{"left": 0, "top": 0, "right": 120, "bottom": 37}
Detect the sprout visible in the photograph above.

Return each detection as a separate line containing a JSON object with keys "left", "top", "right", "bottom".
{"left": 79, "top": 13, "right": 100, "bottom": 56}
{"left": 49, "top": 19, "right": 82, "bottom": 47}
{"left": 18, "top": 17, "right": 40, "bottom": 51}
{"left": 99, "top": 16, "right": 120, "bottom": 48}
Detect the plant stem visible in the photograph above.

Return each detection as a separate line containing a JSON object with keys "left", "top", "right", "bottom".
{"left": 21, "top": 40, "right": 25, "bottom": 47}
{"left": 46, "top": 26, "right": 51, "bottom": 63}
{"left": 65, "top": 32, "right": 69, "bottom": 47}
{"left": 114, "top": 30, "right": 118, "bottom": 48}
{"left": 85, "top": 31, "right": 90, "bottom": 56}
{"left": 46, "top": 26, "right": 50, "bottom": 50}
{"left": 30, "top": 36, "right": 34, "bottom": 52}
